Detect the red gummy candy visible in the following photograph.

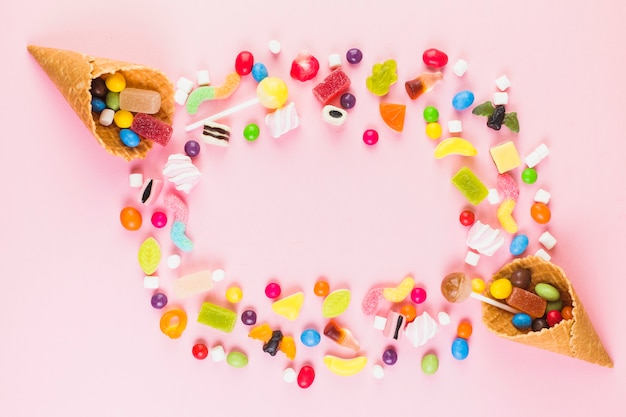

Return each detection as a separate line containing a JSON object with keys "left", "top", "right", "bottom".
{"left": 290, "top": 51, "right": 320, "bottom": 82}
{"left": 422, "top": 48, "right": 448, "bottom": 68}
{"left": 130, "top": 113, "right": 173, "bottom": 146}
{"left": 235, "top": 51, "right": 254, "bottom": 76}
{"left": 312, "top": 69, "right": 351, "bottom": 104}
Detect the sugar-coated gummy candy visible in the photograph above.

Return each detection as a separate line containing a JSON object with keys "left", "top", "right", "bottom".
{"left": 530, "top": 202, "right": 551, "bottom": 224}
{"left": 382, "top": 348, "right": 398, "bottom": 365}
{"left": 225, "top": 286, "right": 243, "bottom": 303}
{"left": 457, "top": 321, "right": 473, "bottom": 339}
{"left": 452, "top": 90, "right": 475, "bottom": 111}
{"left": 120, "top": 128, "right": 140, "bottom": 147}
{"left": 546, "top": 310, "right": 563, "bottom": 327}
{"left": 312, "top": 69, "right": 351, "bottom": 104}
{"left": 506, "top": 287, "right": 547, "bottom": 318}
{"left": 290, "top": 50, "right": 320, "bottom": 82}
{"left": 346, "top": 48, "right": 363, "bottom": 64}
{"left": 265, "top": 282, "right": 282, "bottom": 299}
{"left": 300, "top": 328, "right": 321, "bottom": 347}
{"left": 423, "top": 106, "right": 439, "bottom": 122}
{"left": 451, "top": 337, "right": 469, "bottom": 360}
{"left": 226, "top": 351, "right": 248, "bottom": 368}
{"left": 235, "top": 51, "right": 254, "bottom": 76}
{"left": 105, "top": 72, "right": 126, "bottom": 92}
{"left": 422, "top": 48, "right": 448, "bottom": 68}
{"left": 151, "top": 292, "right": 168, "bottom": 309}
{"left": 512, "top": 313, "right": 532, "bottom": 329}
{"left": 366, "top": 59, "right": 398, "bottom": 96}
{"left": 459, "top": 209, "right": 475, "bottom": 226}
{"left": 243, "top": 123, "right": 260, "bottom": 141}
{"left": 363, "top": 129, "right": 379, "bottom": 145}
{"left": 510, "top": 268, "right": 531, "bottom": 289}
{"left": 91, "top": 97, "right": 106, "bottom": 112}
{"left": 314, "top": 279, "right": 330, "bottom": 297}
{"left": 421, "top": 353, "right": 439, "bottom": 375}
{"left": 131, "top": 113, "right": 173, "bottom": 147}
{"left": 509, "top": 234, "right": 529, "bottom": 255}
{"left": 490, "top": 278, "right": 513, "bottom": 299}
{"left": 534, "top": 283, "right": 560, "bottom": 301}
{"left": 251, "top": 62, "right": 268, "bottom": 82}
{"left": 297, "top": 365, "right": 315, "bottom": 389}
{"left": 120, "top": 206, "right": 142, "bottom": 230}
{"left": 522, "top": 167, "right": 538, "bottom": 184}
{"left": 340, "top": 93, "right": 356, "bottom": 109}
{"left": 184, "top": 140, "right": 200, "bottom": 157}
{"left": 410, "top": 287, "right": 427, "bottom": 304}
{"left": 197, "top": 302, "right": 237, "bottom": 332}
{"left": 425, "top": 122, "right": 442, "bottom": 139}
{"left": 91, "top": 77, "right": 107, "bottom": 98}
{"left": 451, "top": 167, "right": 489, "bottom": 205}
{"left": 241, "top": 309, "right": 257, "bottom": 325}
{"left": 192, "top": 343, "right": 208, "bottom": 360}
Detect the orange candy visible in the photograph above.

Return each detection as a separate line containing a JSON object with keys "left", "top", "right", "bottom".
{"left": 561, "top": 305, "right": 574, "bottom": 320}
{"left": 314, "top": 279, "right": 330, "bottom": 297}
{"left": 457, "top": 321, "right": 473, "bottom": 339}
{"left": 530, "top": 202, "right": 551, "bottom": 224}
{"left": 279, "top": 336, "right": 297, "bottom": 360}
{"left": 120, "top": 206, "right": 142, "bottom": 231}
{"left": 400, "top": 304, "right": 417, "bottom": 322}
{"left": 379, "top": 102, "right": 406, "bottom": 132}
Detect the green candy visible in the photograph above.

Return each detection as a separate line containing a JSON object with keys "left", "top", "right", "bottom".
{"left": 546, "top": 299, "right": 563, "bottom": 314}
{"left": 423, "top": 106, "right": 439, "bottom": 123}
{"left": 197, "top": 302, "right": 237, "bottom": 333}
{"left": 226, "top": 351, "right": 248, "bottom": 368}
{"left": 535, "top": 283, "right": 561, "bottom": 302}
{"left": 243, "top": 123, "right": 260, "bottom": 141}
{"left": 106, "top": 91, "right": 120, "bottom": 111}
{"left": 421, "top": 353, "right": 439, "bottom": 375}
{"left": 522, "top": 168, "right": 538, "bottom": 184}
{"left": 451, "top": 166, "right": 489, "bottom": 205}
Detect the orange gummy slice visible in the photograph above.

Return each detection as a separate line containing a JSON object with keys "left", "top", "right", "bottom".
{"left": 279, "top": 336, "right": 297, "bottom": 360}
{"left": 248, "top": 323, "right": 273, "bottom": 342}
{"left": 379, "top": 102, "right": 406, "bottom": 132}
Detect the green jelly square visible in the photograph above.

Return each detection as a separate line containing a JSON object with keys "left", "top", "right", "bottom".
{"left": 197, "top": 302, "right": 236, "bottom": 333}
{"left": 451, "top": 166, "right": 489, "bottom": 205}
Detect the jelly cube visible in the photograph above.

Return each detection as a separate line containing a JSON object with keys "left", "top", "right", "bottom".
{"left": 489, "top": 141, "right": 521, "bottom": 174}
{"left": 451, "top": 167, "right": 489, "bottom": 205}
{"left": 312, "top": 69, "right": 351, "bottom": 104}
{"left": 197, "top": 302, "right": 237, "bottom": 333}
{"left": 131, "top": 113, "right": 173, "bottom": 146}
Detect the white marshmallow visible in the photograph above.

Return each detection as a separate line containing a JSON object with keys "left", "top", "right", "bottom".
{"left": 448, "top": 120, "right": 463, "bottom": 133}
{"left": 534, "top": 188, "right": 551, "bottom": 204}
{"left": 143, "top": 275, "right": 159, "bottom": 289}
{"left": 453, "top": 59, "right": 468, "bottom": 77}
{"left": 495, "top": 75, "right": 511, "bottom": 91}
{"left": 210, "top": 345, "right": 226, "bottom": 362}
{"left": 174, "top": 89, "right": 189, "bottom": 106}
{"left": 99, "top": 108, "right": 114, "bottom": 126}
{"left": 437, "top": 311, "right": 451, "bottom": 325}
{"left": 129, "top": 172, "right": 143, "bottom": 188}
{"left": 493, "top": 92, "right": 509, "bottom": 105}
{"left": 268, "top": 40, "right": 282, "bottom": 54}
{"left": 534, "top": 248, "right": 552, "bottom": 261}
{"left": 539, "top": 231, "right": 557, "bottom": 250}
{"left": 197, "top": 70, "right": 211, "bottom": 86}
{"left": 465, "top": 251, "right": 480, "bottom": 266}
{"left": 535, "top": 143, "right": 550, "bottom": 159}
{"left": 167, "top": 254, "right": 182, "bottom": 269}
{"left": 372, "top": 364, "right": 385, "bottom": 379}
{"left": 328, "top": 53, "right": 342, "bottom": 69}
{"left": 373, "top": 315, "right": 387, "bottom": 331}
{"left": 283, "top": 367, "right": 297, "bottom": 383}
{"left": 212, "top": 269, "right": 226, "bottom": 282}
{"left": 176, "top": 77, "right": 194, "bottom": 94}
{"left": 487, "top": 188, "right": 501, "bottom": 204}
{"left": 524, "top": 151, "right": 542, "bottom": 168}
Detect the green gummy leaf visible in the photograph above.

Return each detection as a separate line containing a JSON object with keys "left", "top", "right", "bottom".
{"left": 472, "top": 101, "right": 495, "bottom": 117}
{"left": 503, "top": 112, "right": 520, "bottom": 133}
{"left": 138, "top": 237, "right": 161, "bottom": 275}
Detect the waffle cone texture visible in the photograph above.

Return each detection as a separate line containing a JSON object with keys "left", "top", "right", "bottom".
{"left": 483, "top": 256, "right": 613, "bottom": 367}
{"left": 28, "top": 45, "right": 175, "bottom": 161}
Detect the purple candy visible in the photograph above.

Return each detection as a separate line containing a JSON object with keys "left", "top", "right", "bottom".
{"left": 340, "top": 93, "right": 356, "bottom": 109}
{"left": 382, "top": 347, "right": 398, "bottom": 365}
{"left": 151, "top": 292, "right": 168, "bottom": 309}
{"left": 346, "top": 48, "right": 363, "bottom": 64}
{"left": 184, "top": 140, "right": 201, "bottom": 157}
{"left": 241, "top": 310, "right": 257, "bottom": 325}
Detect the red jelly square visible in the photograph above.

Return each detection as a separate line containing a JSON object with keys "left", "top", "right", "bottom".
{"left": 312, "top": 69, "right": 351, "bottom": 104}
{"left": 131, "top": 113, "right": 173, "bottom": 146}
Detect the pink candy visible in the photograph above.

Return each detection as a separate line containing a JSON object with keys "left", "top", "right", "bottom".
{"left": 497, "top": 173, "right": 519, "bottom": 201}
{"left": 131, "top": 113, "right": 173, "bottom": 146}
{"left": 290, "top": 51, "right": 320, "bottom": 82}
{"left": 312, "top": 69, "right": 351, "bottom": 104}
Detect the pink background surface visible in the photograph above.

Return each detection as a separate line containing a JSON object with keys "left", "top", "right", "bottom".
{"left": 1, "top": 1, "right": 624, "bottom": 416}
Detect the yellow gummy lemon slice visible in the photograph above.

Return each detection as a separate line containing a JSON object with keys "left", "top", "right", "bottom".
{"left": 382, "top": 276, "right": 415, "bottom": 302}
{"left": 271, "top": 292, "right": 305, "bottom": 321}
{"left": 321, "top": 289, "right": 351, "bottom": 318}
{"left": 323, "top": 355, "right": 368, "bottom": 376}
{"left": 138, "top": 237, "right": 161, "bottom": 275}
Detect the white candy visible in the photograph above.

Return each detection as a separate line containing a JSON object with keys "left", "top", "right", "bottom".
{"left": 372, "top": 364, "right": 385, "bottom": 380}
{"left": 466, "top": 221, "right": 505, "bottom": 256}
{"left": 539, "top": 231, "right": 557, "bottom": 249}
{"left": 524, "top": 151, "right": 542, "bottom": 168}
{"left": 328, "top": 53, "right": 342, "bottom": 69}
{"left": 265, "top": 102, "right": 299, "bottom": 138}
{"left": 176, "top": 77, "right": 194, "bottom": 94}
{"left": 437, "top": 311, "right": 451, "bottom": 326}
{"left": 447, "top": 120, "right": 462, "bottom": 133}
{"left": 197, "top": 70, "right": 211, "bottom": 86}
{"left": 534, "top": 188, "right": 551, "bottom": 204}
{"left": 534, "top": 248, "right": 552, "bottom": 261}
{"left": 174, "top": 89, "right": 189, "bottom": 106}
{"left": 129, "top": 172, "right": 143, "bottom": 188}
{"left": 282, "top": 367, "right": 297, "bottom": 383}
{"left": 465, "top": 251, "right": 480, "bottom": 266}
{"left": 493, "top": 92, "right": 509, "bottom": 105}
{"left": 167, "top": 254, "right": 181, "bottom": 269}
{"left": 143, "top": 275, "right": 159, "bottom": 289}
{"left": 210, "top": 345, "right": 226, "bottom": 362}
{"left": 268, "top": 39, "right": 282, "bottom": 54}
{"left": 162, "top": 153, "right": 201, "bottom": 194}
{"left": 373, "top": 315, "right": 387, "bottom": 331}
{"left": 495, "top": 75, "right": 511, "bottom": 91}
{"left": 453, "top": 59, "right": 468, "bottom": 77}
{"left": 99, "top": 108, "right": 114, "bottom": 126}
{"left": 535, "top": 143, "right": 550, "bottom": 159}
{"left": 212, "top": 269, "right": 226, "bottom": 282}
{"left": 487, "top": 188, "right": 501, "bottom": 204}
{"left": 322, "top": 105, "right": 348, "bottom": 126}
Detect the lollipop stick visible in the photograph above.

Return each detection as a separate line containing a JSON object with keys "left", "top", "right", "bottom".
{"left": 470, "top": 292, "right": 521, "bottom": 315}
{"left": 185, "top": 97, "right": 260, "bottom": 131}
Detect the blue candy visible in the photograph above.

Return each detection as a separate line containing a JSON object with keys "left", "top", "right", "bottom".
{"left": 251, "top": 62, "right": 269, "bottom": 83}
{"left": 120, "top": 129, "right": 140, "bottom": 147}
{"left": 512, "top": 313, "right": 532, "bottom": 329}
{"left": 509, "top": 234, "right": 529, "bottom": 255}
{"left": 300, "top": 328, "right": 321, "bottom": 347}
{"left": 91, "top": 97, "right": 106, "bottom": 112}
{"left": 451, "top": 337, "right": 469, "bottom": 360}
{"left": 452, "top": 90, "right": 475, "bottom": 111}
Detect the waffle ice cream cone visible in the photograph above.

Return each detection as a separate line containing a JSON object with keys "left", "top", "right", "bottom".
{"left": 28, "top": 45, "right": 175, "bottom": 161}
{"left": 482, "top": 256, "right": 613, "bottom": 367}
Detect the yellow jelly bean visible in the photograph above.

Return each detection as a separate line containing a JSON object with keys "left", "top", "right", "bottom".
{"left": 425, "top": 122, "right": 442, "bottom": 139}
{"left": 471, "top": 278, "right": 486, "bottom": 293}
{"left": 225, "top": 285, "right": 243, "bottom": 303}
{"left": 105, "top": 72, "right": 126, "bottom": 92}
{"left": 159, "top": 308, "right": 187, "bottom": 339}
{"left": 114, "top": 110, "right": 134, "bottom": 128}
{"left": 489, "top": 278, "right": 513, "bottom": 299}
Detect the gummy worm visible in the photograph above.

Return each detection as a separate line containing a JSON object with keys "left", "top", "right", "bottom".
{"left": 497, "top": 198, "right": 518, "bottom": 234}
{"left": 164, "top": 194, "right": 194, "bottom": 252}
{"left": 186, "top": 72, "right": 241, "bottom": 115}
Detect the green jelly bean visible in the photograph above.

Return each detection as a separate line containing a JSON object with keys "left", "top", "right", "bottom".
{"left": 423, "top": 106, "right": 439, "bottom": 123}
{"left": 535, "top": 283, "right": 561, "bottom": 302}
{"left": 106, "top": 91, "right": 120, "bottom": 111}
{"left": 521, "top": 167, "right": 538, "bottom": 184}
{"left": 546, "top": 299, "right": 563, "bottom": 313}
{"left": 243, "top": 123, "right": 260, "bottom": 141}
{"left": 421, "top": 353, "right": 439, "bottom": 375}
{"left": 226, "top": 351, "right": 248, "bottom": 368}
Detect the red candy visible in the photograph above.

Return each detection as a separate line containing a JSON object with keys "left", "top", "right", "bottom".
{"left": 546, "top": 310, "right": 563, "bottom": 327}
{"left": 422, "top": 48, "right": 448, "bottom": 68}
{"left": 290, "top": 51, "right": 320, "bottom": 82}
{"left": 235, "top": 51, "right": 254, "bottom": 76}
{"left": 130, "top": 113, "right": 173, "bottom": 146}
{"left": 192, "top": 343, "right": 208, "bottom": 360}
{"left": 312, "top": 69, "right": 351, "bottom": 104}
{"left": 297, "top": 365, "right": 315, "bottom": 389}
{"left": 459, "top": 209, "right": 475, "bottom": 226}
